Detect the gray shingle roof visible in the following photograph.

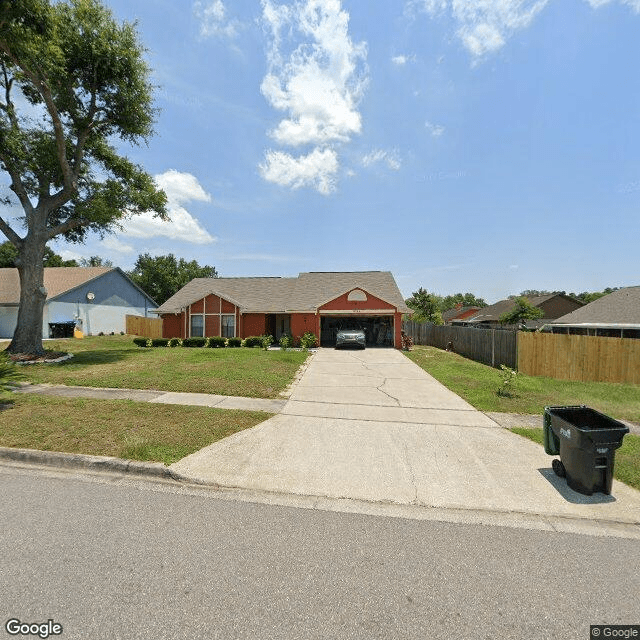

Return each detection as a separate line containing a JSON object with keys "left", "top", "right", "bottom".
{"left": 0, "top": 267, "right": 112, "bottom": 305}
{"left": 551, "top": 286, "right": 640, "bottom": 325}
{"left": 154, "top": 271, "right": 411, "bottom": 314}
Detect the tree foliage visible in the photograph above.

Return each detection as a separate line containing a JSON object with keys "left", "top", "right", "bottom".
{"left": 78, "top": 255, "right": 112, "bottom": 267}
{"left": 0, "top": 0, "right": 167, "bottom": 354}
{"left": 499, "top": 296, "right": 544, "bottom": 326}
{"left": 439, "top": 292, "right": 487, "bottom": 312}
{"left": 127, "top": 253, "right": 218, "bottom": 306}
{"left": 0, "top": 240, "right": 77, "bottom": 267}
{"left": 405, "top": 287, "right": 443, "bottom": 324}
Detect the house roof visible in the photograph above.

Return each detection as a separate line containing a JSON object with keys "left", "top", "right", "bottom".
{"left": 442, "top": 306, "right": 481, "bottom": 322}
{"left": 155, "top": 271, "right": 411, "bottom": 315}
{"left": 551, "top": 286, "right": 640, "bottom": 325}
{"left": 0, "top": 267, "right": 112, "bottom": 305}
{"left": 464, "top": 294, "right": 578, "bottom": 324}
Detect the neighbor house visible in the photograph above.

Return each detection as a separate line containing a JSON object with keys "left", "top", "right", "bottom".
{"left": 546, "top": 286, "right": 640, "bottom": 338}
{"left": 442, "top": 304, "right": 482, "bottom": 325}
{"left": 154, "top": 271, "right": 412, "bottom": 348}
{"left": 456, "top": 293, "right": 584, "bottom": 329}
{"left": 0, "top": 267, "right": 157, "bottom": 339}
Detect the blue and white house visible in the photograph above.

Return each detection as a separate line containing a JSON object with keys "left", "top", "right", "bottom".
{"left": 0, "top": 267, "right": 156, "bottom": 338}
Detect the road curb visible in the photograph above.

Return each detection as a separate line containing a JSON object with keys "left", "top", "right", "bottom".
{"left": 0, "top": 446, "right": 187, "bottom": 482}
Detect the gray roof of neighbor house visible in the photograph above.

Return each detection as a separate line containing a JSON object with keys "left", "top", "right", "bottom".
{"left": 551, "top": 286, "right": 640, "bottom": 325}
{"left": 464, "top": 294, "right": 577, "bottom": 324}
{"left": 0, "top": 267, "right": 112, "bottom": 305}
{"left": 154, "top": 271, "right": 412, "bottom": 315}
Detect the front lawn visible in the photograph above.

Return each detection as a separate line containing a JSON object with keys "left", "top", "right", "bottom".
{"left": 0, "top": 394, "right": 271, "bottom": 465}
{"left": 15, "top": 335, "right": 308, "bottom": 398}
{"left": 405, "top": 345, "right": 640, "bottom": 423}
{"left": 511, "top": 427, "right": 640, "bottom": 492}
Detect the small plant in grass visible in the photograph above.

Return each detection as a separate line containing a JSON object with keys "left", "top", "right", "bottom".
{"left": 206, "top": 336, "right": 226, "bottom": 348}
{"left": 497, "top": 364, "right": 518, "bottom": 397}
{"left": 227, "top": 337, "right": 242, "bottom": 348}
{"left": 167, "top": 338, "right": 182, "bottom": 347}
{"left": 261, "top": 334, "right": 274, "bottom": 350}
{"left": 244, "top": 336, "right": 263, "bottom": 348}
{"left": 279, "top": 334, "right": 293, "bottom": 351}
{"left": 299, "top": 331, "right": 318, "bottom": 350}
{"left": 151, "top": 338, "right": 169, "bottom": 347}
{"left": 133, "top": 338, "right": 149, "bottom": 347}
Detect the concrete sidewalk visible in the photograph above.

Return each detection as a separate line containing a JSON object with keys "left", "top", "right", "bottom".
{"left": 14, "top": 383, "right": 285, "bottom": 413}
{"left": 171, "top": 348, "right": 640, "bottom": 528}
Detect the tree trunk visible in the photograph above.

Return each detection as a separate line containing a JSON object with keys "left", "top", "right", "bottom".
{"left": 6, "top": 234, "right": 47, "bottom": 356}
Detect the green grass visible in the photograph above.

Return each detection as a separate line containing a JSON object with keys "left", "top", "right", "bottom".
{"left": 511, "top": 427, "right": 640, "bottom": 492}
{"left": 13, "top": 335, "right": 308, "bottom": 398}
{"left": 0, "top": 394, "right": 271, "bottom": 465}
{"left": 405, "top": 345, "right": 640, "bottom": 423}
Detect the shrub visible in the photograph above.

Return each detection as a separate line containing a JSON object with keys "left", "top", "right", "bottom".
{"left": 151, "top": 338, "right": 169, "bottom": 347}
{"left": 496, "top": 364, "right": 518, "bottom": 397}
{"left": 167, "top": 338, "right": 182, "bottom": 347}
{"left": 299, "top": 331, "right": 318, "bottom": 349}
{"left": 279, "top": 333, "right": 293, "bottom": 351}
{"left": 182, "top": 337, "right": 206, "bottom": 348}
{"left": 244, "top": 336, "right": 263, "bottom": 348}
{"left": 206, "top": 336, "right": 226, "bottom": 348}
{"left": 227, "top": 337, "right": 242, "bottom": 347}
{"left": 133, "top": 338, "right": 149, "bottom": 347}
{"left": 261, "top": 335, "right": 274, "bottom": 350}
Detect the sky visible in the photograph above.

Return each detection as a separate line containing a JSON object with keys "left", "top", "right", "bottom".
{"left": 10, "top": 0, "right": 640, "bottom": 302}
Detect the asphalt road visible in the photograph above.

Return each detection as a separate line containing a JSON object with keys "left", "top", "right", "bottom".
{"left": 1, "top": 464, "right": 639, "bottom": 640}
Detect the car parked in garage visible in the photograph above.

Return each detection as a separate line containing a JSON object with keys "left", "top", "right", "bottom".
{"left": 335, "top": 328, "right": 366, "bottom": 349}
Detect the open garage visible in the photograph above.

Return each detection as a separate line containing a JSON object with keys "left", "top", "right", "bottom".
{"left": 320, "top": 314, "right": 395, "bottom": 347}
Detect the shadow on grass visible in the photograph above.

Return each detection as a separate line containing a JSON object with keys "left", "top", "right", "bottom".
{"left": 51, "top": 349, "right": 135, "bottom": 366}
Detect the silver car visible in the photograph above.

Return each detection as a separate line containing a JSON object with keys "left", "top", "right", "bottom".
{"left": 335, "top": 328, "right": 366, "bottom": 349}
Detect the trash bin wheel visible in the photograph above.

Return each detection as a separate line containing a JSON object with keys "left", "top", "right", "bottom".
{"left": 552, "top": 458, "right": 566, "bottom": 478}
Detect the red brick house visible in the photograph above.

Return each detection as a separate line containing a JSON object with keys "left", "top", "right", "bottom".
{"left": 154, "top": 271, "right": 412, "bottom": 348}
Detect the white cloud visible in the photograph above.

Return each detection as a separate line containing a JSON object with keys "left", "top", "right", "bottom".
{"left": 260, "top": 0, "right": 368, "bottom": 194}
{"left": 585, "top": 0, "right": 640, "bottom": 11}
{"left": 259, "top": 148, "right": 339, "bottom": 195}
{"left": 391, "top": 53, "right": 416, "bottom": 65}
{"left": 361, "top": 149, "right": 402, "bottom": 171}
{"left": 425, "top": 120, "right": 445, "bottom": 137}
{"left": 411, "top": 0, "right": 640, "bottom": 59}
{"left": 194, "top": 0, "right": 240, "bottom": 38}
{"left": 102, "top": 237, "right": 134, "bottom": 254}
{"left": 412, "top": 0, "right": 550, "bottom": 58}
{"left": 121, "top": 170, "right": 216, "bottom": 245}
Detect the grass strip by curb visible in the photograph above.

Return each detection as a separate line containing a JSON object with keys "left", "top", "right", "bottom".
{"left": 510, "top": 427, "right": 640, "bottom": 492}
{"left": 0, "top": 394, "right": 272, "bottom": 465}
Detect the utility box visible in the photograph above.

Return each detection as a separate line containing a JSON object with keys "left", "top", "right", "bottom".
{"left": 544, "top": 406, "right": 629, "bottom": 496}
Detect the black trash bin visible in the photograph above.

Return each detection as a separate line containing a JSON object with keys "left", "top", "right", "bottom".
{"left": 48, "top": 321, "right": 76, "bottom": 339}
{"left": 544, "top": 406, "right": 629, "bottom": 496}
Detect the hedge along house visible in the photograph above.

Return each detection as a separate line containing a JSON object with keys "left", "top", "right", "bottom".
{"left": 154, "top": 271, "right": 412, "bottom": 348}
{"left": 0, "top": 267, "right": 157, "bottom": 338}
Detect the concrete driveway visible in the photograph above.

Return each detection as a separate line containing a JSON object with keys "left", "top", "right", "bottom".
{"left": 172, "top": 348, "right": 640, "bottom": 527}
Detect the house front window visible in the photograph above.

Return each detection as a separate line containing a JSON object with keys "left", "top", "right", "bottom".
{"left": 190, "top": 314, "right": 204, "bottom": 337}
{"left": 221, "top": 314, "right": 235, "bottom": 338}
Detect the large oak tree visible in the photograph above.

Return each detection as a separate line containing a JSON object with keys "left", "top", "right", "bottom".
{"left": 0, "top": 0, "right": 166, "bottom": 354}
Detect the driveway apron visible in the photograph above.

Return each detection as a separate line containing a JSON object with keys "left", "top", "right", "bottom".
{"left": 171, "top": 348, "right": 640, "bottom": 524}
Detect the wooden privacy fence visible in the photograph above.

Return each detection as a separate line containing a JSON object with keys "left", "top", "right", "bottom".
{"left": 402, "top": 321, "right": 517, "bottom": 369}
{"left": 518, "top": 332, "right": 640, "bottom": 384}
{"left": 126, "top": 315, "right": 163, "bottom": 339}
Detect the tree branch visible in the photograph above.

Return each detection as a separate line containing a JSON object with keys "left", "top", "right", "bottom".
{"left": 0, "top": 150, "right": 36, "bottom": 219}
{"left": 0, "top": 216, "right": 23, "bottom": 247}
{"left": 46, "top": 216, "right": 87, "bottom": 240}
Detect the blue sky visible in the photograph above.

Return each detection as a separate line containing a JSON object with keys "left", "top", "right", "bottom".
{"left": 45, "top": 0, "right": 640, "bottom": 301}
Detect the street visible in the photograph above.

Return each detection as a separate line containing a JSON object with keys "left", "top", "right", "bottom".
{"left": 1, "top": 463, "right": 639, "bottom": 640}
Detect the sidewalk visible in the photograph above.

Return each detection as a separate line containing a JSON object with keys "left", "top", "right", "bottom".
{"left": 13, "top": 383, "right": 285, "bottom": 413}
